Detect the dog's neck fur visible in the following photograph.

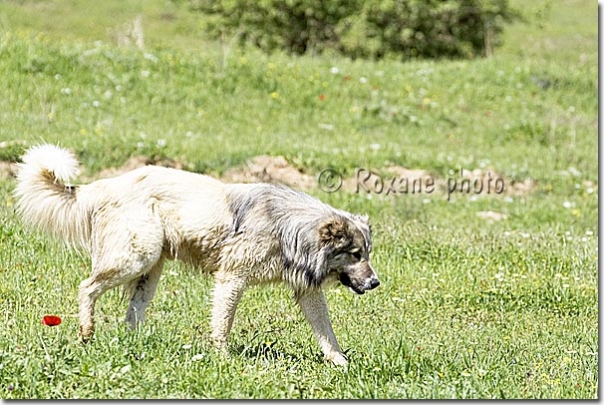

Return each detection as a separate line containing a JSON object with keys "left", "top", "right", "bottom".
{"left": 225, "top": 183, "right": 361, "bottom": 292}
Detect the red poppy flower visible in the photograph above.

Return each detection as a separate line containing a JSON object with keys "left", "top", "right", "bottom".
{"left": 42, "top": 315, "right": 62, "bottom": 326}
{"left": 319, "top": 94, "right": 326, "bottom": 101}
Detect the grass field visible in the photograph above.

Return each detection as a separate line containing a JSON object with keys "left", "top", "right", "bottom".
{"left": 0, "top": 0, "right": 598, "bottom": 399}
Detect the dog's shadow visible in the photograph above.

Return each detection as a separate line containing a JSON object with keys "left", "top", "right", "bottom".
{"left": 232, "top": 341, "right": 307, "bottom": 364}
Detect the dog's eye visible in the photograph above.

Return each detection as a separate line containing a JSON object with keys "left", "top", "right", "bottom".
{"left": 350, "top": 251, "right": 362, "bottom": 261}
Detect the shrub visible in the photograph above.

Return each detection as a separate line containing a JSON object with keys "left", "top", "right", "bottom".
{"left": 184, "top": 0, "right": 520, "bottom": 60}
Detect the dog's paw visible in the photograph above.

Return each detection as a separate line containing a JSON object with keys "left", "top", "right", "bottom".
{"left": 210, "top": 336, "right": 227, "bottom": 348}
{"left": 79, "top": 326, "right": 94, "bottom": 344}
{"left": 210, "top": 337, "right": 231, "bottom": 356}
{"left": 329, "top": 353, "right": 348, "bottom": 367}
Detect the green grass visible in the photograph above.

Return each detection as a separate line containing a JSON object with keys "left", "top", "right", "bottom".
{"left": 0, "top": 0, "right": 598, "bottom": 399}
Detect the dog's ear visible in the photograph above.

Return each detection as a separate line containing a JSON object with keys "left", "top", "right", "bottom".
{"left": 319, "top": 217, "right": 349, "bottom": 248}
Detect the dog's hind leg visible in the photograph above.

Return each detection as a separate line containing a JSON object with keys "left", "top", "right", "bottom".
{"left": 78, "top": 209, "right": 164, "bottom": 341}
{"left": 296, "top": 288, "right": 347, "bottom": 366}
{"left": 124, "top": 258, "right": 165, "bottom": 329}
{"left": 209, "top": 275, "right": 247, "bottom": 349}
{"left": 78, "top": 272, "right": 130, "bottom": 341}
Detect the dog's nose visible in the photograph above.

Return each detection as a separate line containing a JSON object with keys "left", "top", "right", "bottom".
{"left": 369, "top": 278, "right": 380, "bottom": 289}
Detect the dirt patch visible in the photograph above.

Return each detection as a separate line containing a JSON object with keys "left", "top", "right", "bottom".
{"left": 507, "top": 178, "right": 537, "bottom": 196}
{"left": 220, "top": 160, "right": 538, "bottom": 198}
{"left": 345, "top": 165, "right": 536, "bottom": 198}
{"left": 93, "top": 156, "right": 185, "bottom": 180}
{"left": 0, "top": 162, "right": 17, "bottom": 180}
{"left": 455, "top": 168, "right": 537, "bottom": 196}
{"left": 385, "top": 166, "right": 431, "bottom": 181}
{"left": 0, "top": 145, "right": 539, "bottom": 200}
{"left": 338, "top": 165, "right": 433, "bottom": 193}
{"left": 0, "top": 154, "right": 183, "bottom": 182}
{"left": 221, "top": 155, "right": 316, "bottom": 190}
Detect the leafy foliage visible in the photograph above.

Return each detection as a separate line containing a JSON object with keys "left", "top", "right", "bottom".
{"left": 186, "top": 0, "right": 520, "bottom": 59}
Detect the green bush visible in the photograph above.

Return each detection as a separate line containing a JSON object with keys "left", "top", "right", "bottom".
{"left": 185, "top": 0, "right": 520, "bottom": 59}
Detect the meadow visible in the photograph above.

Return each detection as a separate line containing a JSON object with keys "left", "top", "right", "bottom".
{"left": 0, "top": 0, "right": 598, "bottom": 399}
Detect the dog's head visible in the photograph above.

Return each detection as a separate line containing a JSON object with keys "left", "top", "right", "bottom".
{"left": 318, "top": 214, "right": 380, "bottom": 294}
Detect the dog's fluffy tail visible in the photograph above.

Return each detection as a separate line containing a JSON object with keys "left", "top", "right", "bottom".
{"left": 14, "top": 144, "right": 91, "bottom": 249}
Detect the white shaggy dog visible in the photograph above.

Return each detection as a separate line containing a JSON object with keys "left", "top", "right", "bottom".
{"left": 14, "top": 144, "right": 380, "bottom": 365}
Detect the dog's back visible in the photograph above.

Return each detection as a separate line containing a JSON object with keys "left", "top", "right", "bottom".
{"left": 14, "top": 145, "right": 233, "bottom": 254}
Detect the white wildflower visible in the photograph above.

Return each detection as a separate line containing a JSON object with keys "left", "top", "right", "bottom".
{"left": 191, "top": 354, "right": 205, "bottom": 361}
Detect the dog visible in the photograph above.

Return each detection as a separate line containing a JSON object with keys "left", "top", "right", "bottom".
{"left": 14, "top": 144, "right": 380, "bottom": 365}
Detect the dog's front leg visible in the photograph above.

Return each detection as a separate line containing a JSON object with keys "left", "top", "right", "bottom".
{"left": 296, "top": 289, "right": 347, "bottom": 366}
{"left": 209, "top": 276, "right": 247, "bottom": 350}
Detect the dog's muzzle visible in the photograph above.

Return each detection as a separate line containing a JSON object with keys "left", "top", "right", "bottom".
{"left": 339, "top": 264, "right": 380, "bottom": 295}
